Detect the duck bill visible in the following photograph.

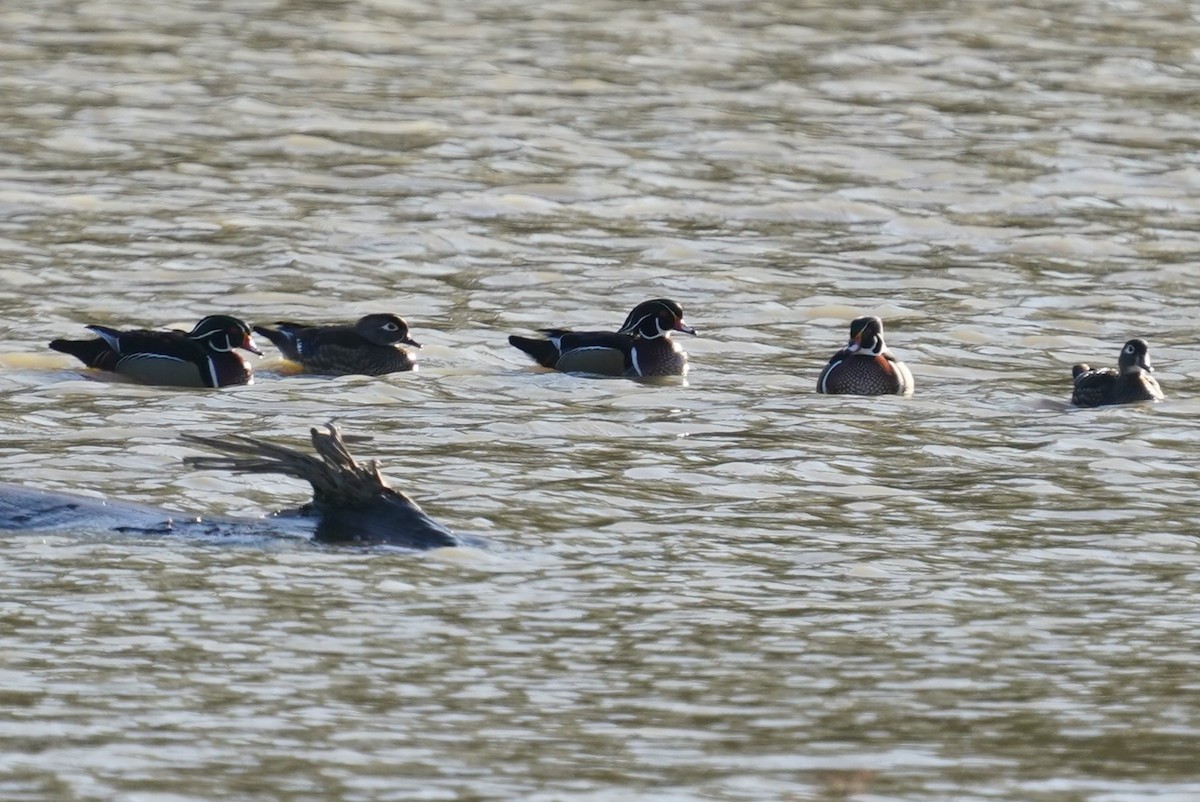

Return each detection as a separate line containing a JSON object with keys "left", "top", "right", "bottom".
{"left": 675, "top": 321, "right": 697, "bottom": 336}
{"left": 242, "top": 335, "right": 264, "bottom": 356}
{"left": 402, "top": 336, "right": 423, "bottom": 349}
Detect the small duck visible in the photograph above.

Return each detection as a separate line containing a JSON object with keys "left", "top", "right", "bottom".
{"left": 508, "top": 298, "right": 696, "bottom": 377}
{"left": 1071, "top": 338, "right": 1164, "bottom": 408}
{"left": 817, "top": 315, "right": 914, "bottom": 396}
{"left": 49, "top": 315, "right": 262, "bottom": 388}
{"left": 253, "top": 313, "right": 421, "bottom": 376}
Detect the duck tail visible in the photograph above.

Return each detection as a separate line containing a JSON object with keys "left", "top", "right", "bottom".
{"left": 49, "top": 337, "right": 118, "bottom": 369}
{"left": 508, "top": 334, "right": 560, "bottom": 368}
{"left": 251, "top": 324, "right": 298, "bottom": 358}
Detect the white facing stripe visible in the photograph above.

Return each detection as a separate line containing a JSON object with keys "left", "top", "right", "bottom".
{"left": 819, "top": 358, "right": 843, "bottom": 393}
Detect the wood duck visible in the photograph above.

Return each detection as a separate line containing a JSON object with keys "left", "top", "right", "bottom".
{"left": 508, "top": 298, "right": 696, "bottom": 377}
{"left": 1071, "top": 338, "right": 1164, "bottom": 407}
{"left": 49, "top": 315, "right": 261, "bottom": 388}
{"left": 252, "top": 313, "right": 421, "bottom": 376}
{"left": 817, "top": 315, "right": 914, "bottom": 396}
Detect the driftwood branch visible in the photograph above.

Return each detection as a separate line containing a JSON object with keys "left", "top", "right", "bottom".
{"left": 182, "top": 423, "right": 393, "bottom": 507}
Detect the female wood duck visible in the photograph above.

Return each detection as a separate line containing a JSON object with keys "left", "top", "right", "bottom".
{"left": 508, "top": 298, "right": 696, "bottom": 377}
{"left": 49, "top": 315, "right": 262, "bottom": 388}
{"left": 1071, "top": 338, "right": 1164, "bottom": 407}
{"left": 252, "top": 313, "right": 421, "bottom": 376}
{"left": 817, "top": 315, "right": 914, "bottom": 396}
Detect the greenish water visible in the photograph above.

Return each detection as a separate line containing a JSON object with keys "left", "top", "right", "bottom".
{"left": 2, "top": 1, "right": 1200, "bottom": 800}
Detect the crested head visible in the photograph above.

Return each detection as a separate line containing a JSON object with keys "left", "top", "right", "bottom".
{"left": 847, "top": 315, "right": 886, "bottom": 355}
{"left": 356, "top": 313, "right": 421, "bottom": 348}
{"left": 189, "top": 315, "right": 263, "bottom": 355}
{"left": 617, "top": 298, "right": 696, "bottom": 340}
{"left": 1117, "top": 338, "right": 1153, "bottom": 374}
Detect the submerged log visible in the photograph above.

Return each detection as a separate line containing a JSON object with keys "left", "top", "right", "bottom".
{"left": 0, "top": 424, "right": 468, "bottom": 550}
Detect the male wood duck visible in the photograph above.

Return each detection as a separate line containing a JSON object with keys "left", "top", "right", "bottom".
{"left": 49, "top": 315, "right": 261, "bottom": 388}
{"left": 252, "top": 313, "right": 421, "bottom": 376}
{"left": 1070, "top": 338, "right": 1164, "bottom": 407}
{"left": 508, "top": 298, "right": 696, "bottom": 377}
{"left": 817, "top": 315, "right": 914, "bottom": 396}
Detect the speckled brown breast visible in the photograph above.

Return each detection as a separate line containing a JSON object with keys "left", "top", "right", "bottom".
{"left": 629, "top": 338, "right": 688, "bottom": 377}
{"left": 818, "top": 353, "right": 912, "bottom": 396}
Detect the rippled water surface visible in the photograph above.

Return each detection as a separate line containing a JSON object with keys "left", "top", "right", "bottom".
{"left": 3, "top": 1, "right": 1200, "bottom": 800}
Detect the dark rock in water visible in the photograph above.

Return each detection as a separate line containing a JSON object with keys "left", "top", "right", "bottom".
{"left": 0, "top": 424, "right": 473, "bottom": 550}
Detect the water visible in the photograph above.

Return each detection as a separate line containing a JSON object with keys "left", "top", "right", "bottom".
{"left": 2, "top": 0, "right": 1200, "bottom": 799}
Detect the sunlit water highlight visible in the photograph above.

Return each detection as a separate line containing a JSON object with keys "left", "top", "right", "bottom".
{"left": 2, "top": 1, "right": 1200, "bottom": 800}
